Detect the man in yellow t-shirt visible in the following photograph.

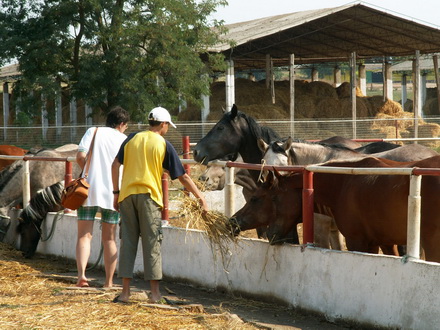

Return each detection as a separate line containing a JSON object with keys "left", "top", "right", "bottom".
{"left": 111, "top": 107, "right": 207, "bottom": 304}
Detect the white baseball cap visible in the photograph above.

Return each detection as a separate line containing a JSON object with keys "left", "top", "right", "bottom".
{"left": 148, "top": 107, "right": 176, "bottom": 128}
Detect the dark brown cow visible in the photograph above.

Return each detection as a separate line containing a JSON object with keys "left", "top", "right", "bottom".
{"left": 0, "top": 145, "right": 27, "bottom": 171}
{"left": 230, "top": 156, "right": 440, "bottom": 262}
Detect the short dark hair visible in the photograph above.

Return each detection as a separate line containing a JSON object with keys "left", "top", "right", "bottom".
{"left": 106, "top": 106, "right": 130, "bottom": 128}
{"left": 148, "top": 120, "right": 162, "bottom": 127}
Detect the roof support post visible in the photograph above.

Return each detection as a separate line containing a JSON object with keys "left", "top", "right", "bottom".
{"left": 350, "top": 51, "right": 357, "bottom": 139}
{"left": 270, "top": 58, "right": 275, "bottom": 104}
{"left": 226, "top": 59, "right": 235, "bottom": 112}
{"left": 413, "top": 50, "right": 421, "bottom": 141}
{"left": 265, "top": 54, "right": 271, "bottom": 89}
{"left": 401, "top": 74, "right": 408, "bottom": 109}
{"left": 289, "top": 54, "right": 295, "bottom": 137}
{"left": 311, "top": 67, "right": 318, "bottom": 81}
{"left": 384, "top": 62, "right": 393, "bottom": 100}
{"left": 2, "top": 82, "right": 9, "bottom": 141}
{"left": 421, "top": 72, "right": 427, "bottom": 109}
{"left": 433, "top": 55, "right": 440, "bottom": 115}
{"left": 333, "top": 66, "right": 341, "bottom": 88}
{"left": 201, "top": 74, "right": 210, "bottom": 126}
{"left": 359, "top": 64, "right": 366, "bottom": 96}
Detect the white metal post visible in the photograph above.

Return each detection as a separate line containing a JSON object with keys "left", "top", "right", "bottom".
{"left": 224, "top": 166, "right": 235, "bottom": 217}
{"left": 22, "top": 160, "right": 31, "bottom": 207}
{"left": 407, "top": 174, "right": 422, "bottom": 259}
{"left": 226, "top": 60, "right": 235, "bottom": 111}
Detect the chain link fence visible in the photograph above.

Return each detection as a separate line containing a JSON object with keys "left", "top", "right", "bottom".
{"left": 3, "top": 116, "right": 440, "bottom": 153}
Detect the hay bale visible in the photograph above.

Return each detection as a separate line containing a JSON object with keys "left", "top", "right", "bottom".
{"left": 371, "top": 112, "right": 415, "bottom": 132}
{"left": 307, "top": 81, "right": 338, "bottom": 99}
{"left": 406, "top": 122, "right": 440, "bottom": 137}
{"left": 368, "top": 96, "right": 404, "bottom": 116}
{"left": 339, "top": 97, "right": 371, "bottom": 118}
{"left": 239, "top": 104, "right": 288, "bottom": 119}
{"left": 336, "top": 82, "right": 365, "bottom": 98}
{"left": 294, "top": 94, "right": 316, "bottom": 118}
{"left": 423, "top": 98, "right": 440, "bottom": 116}
{"left": 370, "top": 127, "right": 404, "bottom": 140}
{"left": 314, "top": 97, "right": 342, "bottom": 118}
{"left": 234, "top": 78, "right": 272, "bottom": 106}
{"left": 294, "top": 79, "right": 311, "bottom": 95}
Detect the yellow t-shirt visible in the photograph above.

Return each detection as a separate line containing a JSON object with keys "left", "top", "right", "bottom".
{"left": 116, "top": 131, "right": 184, "bottom": 207}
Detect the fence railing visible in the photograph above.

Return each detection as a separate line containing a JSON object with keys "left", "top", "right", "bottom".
{"left": 4, "top": 115, "right": 440, "bottom": 150}
{"left": 4, "top": 136, "right": 440, "bottom": 261}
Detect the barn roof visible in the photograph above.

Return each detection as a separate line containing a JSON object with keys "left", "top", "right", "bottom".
{"left": 209, "top": 2, "right": 440, "bottom": 69}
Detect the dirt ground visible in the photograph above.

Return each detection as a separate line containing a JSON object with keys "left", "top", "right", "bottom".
{"left": 0, "top": 242, "right": 362, "bottom": 329}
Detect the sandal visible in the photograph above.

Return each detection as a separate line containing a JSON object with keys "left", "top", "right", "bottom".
{"left": 112, "top": 295, "right": 128, "bottom": 304}
{"left": 76, "top": 279, "right": 89, "bottom": 288}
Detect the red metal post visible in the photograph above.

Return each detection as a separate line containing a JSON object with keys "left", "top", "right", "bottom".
{"left": 302, "top": 170, "right": 314, "bottom": 245}
{"left": 162, "top": 173, "right": 169, "bottom": 221}
{"left": 182, "top": 136, "right": 191, "bottom": 175}
{"left": 65, "top": 161, "right": 73, "bottom": 185}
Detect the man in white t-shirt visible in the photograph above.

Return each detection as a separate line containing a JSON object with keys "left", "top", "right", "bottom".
{"left": 75, "top": 106, "right": 130, "bottom": 288}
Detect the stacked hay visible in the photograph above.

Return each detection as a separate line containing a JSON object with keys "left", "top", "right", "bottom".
{"left": 367, "top": 96, "right": 403, "bottom": 116}
{"left": 402, "top": 122, "right": 440, "bottom": 148}
{"left": 423, "top": 98, "right": 440, "bottom": 116}
{"left": 336, "top": 82, "right": 365, "bottom": 98}
{"left": 179, "top": 77, "right": 440, "bottom": 144}
{"left": 335, "top": 97, "right": 371, "bottom": 118}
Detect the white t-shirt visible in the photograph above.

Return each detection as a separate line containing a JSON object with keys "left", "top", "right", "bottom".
{"left": 78, "top": 126, "right": 126, "bottom": 210}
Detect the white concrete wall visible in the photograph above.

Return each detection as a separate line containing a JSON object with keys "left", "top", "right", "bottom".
{"left": 7, "top": 212, "right": 440, "bottom": 329}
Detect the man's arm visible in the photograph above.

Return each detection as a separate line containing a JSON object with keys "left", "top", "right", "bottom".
{"left": 111, "top": 157, "right": 122, "bottom": 211}
{"left": 178, "top": 173, "right": 208, "bottom": 211}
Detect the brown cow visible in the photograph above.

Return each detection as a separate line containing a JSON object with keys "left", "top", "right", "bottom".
{"left": 230, "top": 156, "right": 440, "bottom": 262}
{"left": 0, "top": 145, "right": 27, "bottom": 171}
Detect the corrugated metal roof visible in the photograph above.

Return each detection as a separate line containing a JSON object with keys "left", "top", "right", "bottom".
{"left": 210, "top": 3, "right": 440, "bottom": 69}
{"left": 0, "top": 63, "right": 20, "bottom": 81}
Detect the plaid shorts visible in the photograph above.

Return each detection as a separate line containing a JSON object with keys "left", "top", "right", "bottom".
{"left": 77, "top": 206, "right": 120, "bottom": 224}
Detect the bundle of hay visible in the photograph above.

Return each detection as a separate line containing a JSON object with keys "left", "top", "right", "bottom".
{"left": 368, "top": 96, "right": 404, "bottom": 116}
{"left": 177, "top": 195, "right": 237, "bottom": 251}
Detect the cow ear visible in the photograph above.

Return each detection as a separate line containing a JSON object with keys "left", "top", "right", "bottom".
{"left": 257, "top": 138, "right": 268, "bottom": 153}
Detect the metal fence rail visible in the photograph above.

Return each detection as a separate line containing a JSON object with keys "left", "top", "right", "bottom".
{"left": 4, "top": 116, "right": 440, "bottom": 151}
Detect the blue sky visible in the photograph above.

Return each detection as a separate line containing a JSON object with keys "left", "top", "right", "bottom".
{"left": 210, "top": 1, "right": 440, "bottom": 28}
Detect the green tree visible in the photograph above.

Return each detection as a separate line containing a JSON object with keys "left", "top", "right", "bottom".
{"left": 0, "top": 0, "right": 228, "bottom": 122}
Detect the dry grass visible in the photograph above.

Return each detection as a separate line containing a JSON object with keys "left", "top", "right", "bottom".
{"left": 0, "top": 242, "right": 258, "bottom": 329}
